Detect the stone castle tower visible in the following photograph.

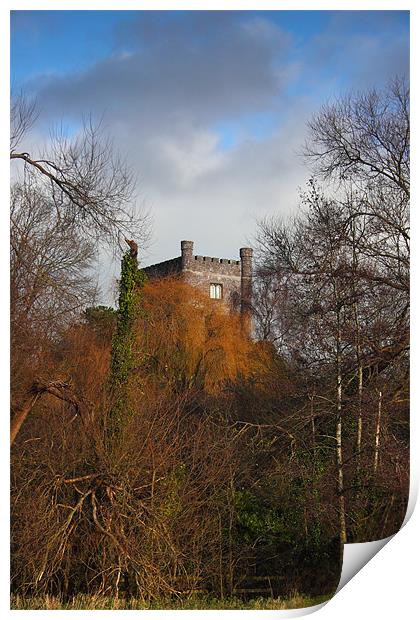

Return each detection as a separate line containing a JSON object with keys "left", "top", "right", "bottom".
{"left": 143, "top": 240, "right": 253, "bottom": 325}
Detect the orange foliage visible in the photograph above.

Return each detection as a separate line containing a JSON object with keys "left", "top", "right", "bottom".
{"left": 54, "top": 323, "right": 112, "bottom": 410}
{"left": 137, "top": 278, "right": 259, "bottom": 393}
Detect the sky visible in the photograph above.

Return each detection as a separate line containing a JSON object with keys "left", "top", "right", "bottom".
{"left": 10, "top": 9, "right": 409, "bottom": 304}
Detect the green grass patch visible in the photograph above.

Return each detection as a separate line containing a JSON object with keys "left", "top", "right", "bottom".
{"left": 11, "top": 593, "right": 332, "bottom": 610}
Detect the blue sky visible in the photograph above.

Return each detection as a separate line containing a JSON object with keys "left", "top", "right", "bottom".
{"left": 10, "top": 10, "right": 409, "bottom": 302}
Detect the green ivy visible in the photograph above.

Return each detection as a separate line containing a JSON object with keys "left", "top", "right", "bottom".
{"left": 234, "top": 490, "right": 285, "bottom": 546}
{"left": 234, "top": 485, "right": 326, "bottom": 552}
{"left": 108, "top": 251, "right": 146, "bottom": 438}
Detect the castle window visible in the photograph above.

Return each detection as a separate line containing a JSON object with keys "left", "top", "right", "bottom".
{"left": 210, "top": 283, "right": 223, "bottom": 299}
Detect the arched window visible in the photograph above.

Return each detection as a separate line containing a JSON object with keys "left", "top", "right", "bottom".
{"left": 210, "top": 283, "right": 223, "bottom": 299}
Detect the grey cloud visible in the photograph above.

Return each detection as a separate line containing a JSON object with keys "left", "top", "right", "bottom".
{"left": 34, "top": 12, "right": 291, "bottom": 130}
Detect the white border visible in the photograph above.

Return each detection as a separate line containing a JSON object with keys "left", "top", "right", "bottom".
{"left": 3, "top": 2, "right": 417, "bottom": 618}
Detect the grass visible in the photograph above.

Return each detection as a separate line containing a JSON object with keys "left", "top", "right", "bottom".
{"left": 11, "top": 593, "right": 332, "bottom": 610}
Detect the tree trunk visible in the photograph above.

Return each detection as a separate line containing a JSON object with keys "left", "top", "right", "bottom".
{"left": 10, "top": 379, "right": 84, "bottom": 446}
{"left": 354, "top": 305, "right": 363, "bottom": 470}
{"left": 10, "top": 392, "right": 41, "bottom": 446}
{"left": 373, "top": 390, "right": 383, "bottom": 475}
{"left": 336, "top": 317, "right": 347, "bottom": 544}
{"left": 350, "top": 219, "right": 364, "bottom": 471}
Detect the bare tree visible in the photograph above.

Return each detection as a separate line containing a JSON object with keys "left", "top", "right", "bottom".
{"left": 10, "top": 93, "right": 39, "bottom": 153}
{"left": 11, "top": 183, "right": 97, "bottom": 332}
{"left": 304, "top": 79, "right": 409, "bottom": 490}
{"left": 11, "top": 181, "right": 98, "bottom": 402}
{"left": 304, "top": 78, "right": 409, "bottom": 295}
{"left": 10, "top": 94, "right": 149, "bottom": 248}
{"left": 304, "top": 77, "right": 409, "bottom": 197}
{"left": 255, "top": 171, "right": 409, "bottom": 544}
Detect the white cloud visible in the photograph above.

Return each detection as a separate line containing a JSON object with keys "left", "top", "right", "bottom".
{"left": 156, "top": 129, "right": 227, "bottom": 187}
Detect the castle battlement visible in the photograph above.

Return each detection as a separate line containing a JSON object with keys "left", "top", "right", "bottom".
{"left": 192, "top": 255, "right": 240, "bottom": 265}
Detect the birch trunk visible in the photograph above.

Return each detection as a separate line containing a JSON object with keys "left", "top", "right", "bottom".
{"left": 351, "top": 220, "right": 363, "bottom": 469}
{"left": 373, "top": 390, "right": 383, "bottom": 475}
{"left": 336, "top": 316, "right": 347, "bottom": 544}
{"left": 310, "top": 391, "right": 316, "bottom": 454}
{"left": 354, "top": 304, "right": 363, "bottom": 469}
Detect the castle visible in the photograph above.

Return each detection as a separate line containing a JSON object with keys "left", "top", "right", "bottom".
{"left": 143, "top": 240, "right": 253, "bottom": 320}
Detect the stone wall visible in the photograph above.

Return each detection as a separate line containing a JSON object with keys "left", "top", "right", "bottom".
{"left": 142, "top": 256, "right": 182, "bottom": 279}
{"left": 183, "top": 258, "right": 241, "bottom": 311}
